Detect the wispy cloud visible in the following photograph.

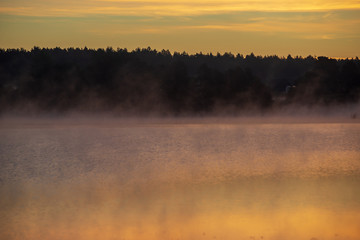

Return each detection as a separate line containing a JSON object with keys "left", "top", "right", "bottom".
{"left": 1, "top": 0, "right": 360, "bottom": 17}
{"left": 1, "top": 0, "right": 359, "bottom": 57}
{"left": 76, "top": 11, "right": 360, "bottom": 40}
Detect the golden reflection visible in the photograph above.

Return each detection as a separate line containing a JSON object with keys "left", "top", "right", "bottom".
{"left": 2, "top": 174, "right": 360, "bottom": 240}
{"left": 4, "top": 198, "right": 360, "bottom": 240}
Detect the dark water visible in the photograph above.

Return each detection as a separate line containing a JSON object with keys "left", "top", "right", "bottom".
{"left": 1, "top": 119, "right": 360, "bottom": 240}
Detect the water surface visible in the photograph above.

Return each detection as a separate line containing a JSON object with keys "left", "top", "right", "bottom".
{"left": 1, "top": 118, "right": 360, "bottom": 240}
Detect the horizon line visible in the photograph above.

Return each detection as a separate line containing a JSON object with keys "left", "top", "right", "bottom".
{"left": 1, "top": 46, "right": 359, "bottom": 60}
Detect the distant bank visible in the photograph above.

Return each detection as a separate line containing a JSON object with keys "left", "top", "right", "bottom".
{"left": 1, "top": 47, "right": 359, "bottom": 116}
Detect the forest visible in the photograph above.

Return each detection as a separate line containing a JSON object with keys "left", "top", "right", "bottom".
{"left": 1, "top": 47, "right": 359, "bottom": 116}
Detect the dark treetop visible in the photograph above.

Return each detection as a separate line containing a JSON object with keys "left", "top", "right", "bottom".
{"left": 1, "top": 47, "right": 359, "bottom": 115}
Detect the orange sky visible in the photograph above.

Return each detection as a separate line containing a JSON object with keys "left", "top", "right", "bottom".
{"left": 1, "top": 0, "right": 360, "bottom": 57}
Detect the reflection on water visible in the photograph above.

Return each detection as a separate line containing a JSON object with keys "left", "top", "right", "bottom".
{"left": 1, "top": 119, "right": 360, "bottom": 240}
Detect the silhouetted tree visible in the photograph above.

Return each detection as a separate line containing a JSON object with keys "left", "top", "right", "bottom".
{"left": 0, "top": 47, "right": 358, "bottom": 115}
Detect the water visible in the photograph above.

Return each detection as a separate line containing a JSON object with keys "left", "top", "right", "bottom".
{"left": 1, "top": 118, "right": 360, "bottom": 240}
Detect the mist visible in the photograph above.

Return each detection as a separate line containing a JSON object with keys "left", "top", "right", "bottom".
{"left": 1, "top": 47, "right": 360, "bottom": 240}
{"left": 1, "top": 116, "right": 360, "bottom": 240}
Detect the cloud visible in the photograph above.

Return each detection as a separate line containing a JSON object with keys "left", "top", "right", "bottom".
{"left": 1, "top": 1, "right": 359, "bottom": 57}
{"left": 76, "top": 11, "right": 360, "bottom": 39}
{"left": 1, "top": 0, "right": 360, "bottom": 17}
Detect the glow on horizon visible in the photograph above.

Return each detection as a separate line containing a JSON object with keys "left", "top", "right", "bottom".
{"left": 1, "top": 0, "right": 360, "bottom": 58}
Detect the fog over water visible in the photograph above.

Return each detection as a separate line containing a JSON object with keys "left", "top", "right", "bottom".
{"left": 0, "top": 116, "right": 360, "bottom": 240}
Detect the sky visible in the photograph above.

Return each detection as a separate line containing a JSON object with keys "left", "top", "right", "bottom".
{"left": 1, "top": 0, "right": 360, "bottom": 58}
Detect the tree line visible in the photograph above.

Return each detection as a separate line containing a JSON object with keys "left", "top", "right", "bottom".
{"left": 1, "top": 47, "right": 359, "bottom": 115}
